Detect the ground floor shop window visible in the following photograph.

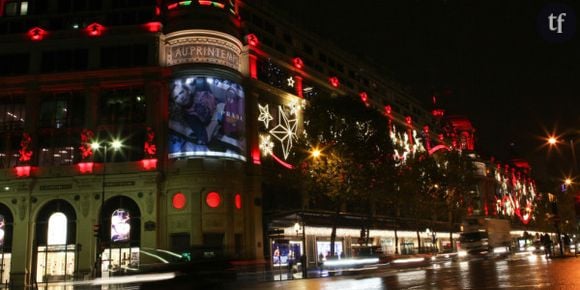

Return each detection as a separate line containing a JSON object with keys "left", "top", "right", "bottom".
{"left": 316, "top": 241, "right": 343, "bottom": 261}
{"left": 401, "top": 241, "right": 415, "bottom": 255}
{"left": 271, "top": 240, "right": 302, "bottom": 267}
{"left": 0, "top": 210, "right": 12, "bottom": 285}
{"left": 101, "top": 247, "right": 139, "bottom": 277}
{"left": 0, "top": 252, "right": 11, "bottom": 285}
{"left": 36, "top": 245, "right": 75, "bottom": 282}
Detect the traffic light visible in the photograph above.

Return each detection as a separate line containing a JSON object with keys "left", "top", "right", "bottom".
{"left": 93, "top": 224, "right": 101, "bottom": 238}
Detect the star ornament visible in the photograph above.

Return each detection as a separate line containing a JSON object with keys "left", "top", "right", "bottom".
{"left": 288, "top": 99, "right": 301, "bottom": 116}
{"left": 269, "top": 106, "right": 298, "bottom": 159}
{"left": 257, "top": 103, "right": 274, "bottom": 128}
{"left": 259, "top": 134, "right": 274, "bottom": 156}
{"left": 286, "top": 76, "right": 295, "bottom": 88}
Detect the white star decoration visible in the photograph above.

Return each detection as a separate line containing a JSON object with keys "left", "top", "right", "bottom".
{"left": 269, "top": 106, "right": 298, "bottom": 159}
{"left": 258, "top": 103, "right": 274, "bottom": 128}
{"left": 259, "top": 134, "right": 274, "bottom": 156}
{"left": 288, "top": 99, "right": 301, "bottom": 116}
{"left": 286, "top": 76, "right": 295, "bottom": 87}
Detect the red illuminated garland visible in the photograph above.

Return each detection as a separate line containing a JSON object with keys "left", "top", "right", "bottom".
{"left": 79, "top": 129, "right": 95, "bottom": 160}
{"left": 18, "top": 133, "right": 33, "bottom": 163}
{"left": 144, "top": 127, "right": 157, "bottom": 157}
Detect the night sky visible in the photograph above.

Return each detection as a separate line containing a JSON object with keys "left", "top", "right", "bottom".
{"left": 269, "top": 1, "right": 580, "bottom": 189}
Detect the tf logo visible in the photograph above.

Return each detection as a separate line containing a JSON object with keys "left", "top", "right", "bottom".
{"left": 537, "top": 3, "right": 576, "bottom": 42}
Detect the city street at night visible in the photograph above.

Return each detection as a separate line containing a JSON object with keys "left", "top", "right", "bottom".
{"left": 1, "top": 1, "right": 579, "bottom": 289}
{"left": 46, "top": 254, "right": 580, "bottom": 289}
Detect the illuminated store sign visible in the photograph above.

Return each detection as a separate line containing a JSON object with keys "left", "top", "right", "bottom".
{"left": 168, "top": 76, "right": 246, "bottom": 161}
{"left": 164, "top": 30, "right": 242, "bottom": 72}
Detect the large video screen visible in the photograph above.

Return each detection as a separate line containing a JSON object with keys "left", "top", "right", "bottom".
{"left": 168, "top": 76, "right": 246, "bottom": 161}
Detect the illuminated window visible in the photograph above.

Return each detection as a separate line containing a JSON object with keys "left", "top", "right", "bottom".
{"left": 172, "top": 193, "right": 186, "bottom": 209}
{"left": 0, "top": 98, "right": 25, "bottom": 131}
{"left": 38, "top": 144, "right": 76, "bottom": 166}
{"left": 206, "top": 192, "right": 221, "bottom": 208}
{"left": 47, "top": 213, "right": 67, "bottom": 245}
{"left": 3, "top": 1, "right": 27, "bottom": 16}
{"left": 111, "top": 209, "right": 131, "bottom": 243}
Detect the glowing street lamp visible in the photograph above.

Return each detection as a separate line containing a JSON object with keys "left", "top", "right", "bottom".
{"left": 310, "top": 148, "right": 321, "bottom": 159}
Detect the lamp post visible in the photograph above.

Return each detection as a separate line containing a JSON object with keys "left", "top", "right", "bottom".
{"left": 546, "top": 131, "right": 579, "bottom": 255}
{"left": 90, "top": 139, "right": 122, "bottom": 277}
{"left": 294, "top": 213, "right": 307, "bottom": 279}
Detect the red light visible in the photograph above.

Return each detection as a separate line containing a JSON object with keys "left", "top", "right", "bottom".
{"left": 199, "top": 0, "right": 212, "bottom": 6}
{"left": 432, "top": 109, "right": 445, "bottom": 117}
{"left": 141, "top": 158, "right": 158, "bottom": 170}
{"left": 293, "top": 57, "right": 304, "bottom": 69}
{"left": 405, "top": 116, "right": 412, "bottom": 125}
{"left": 206, "top": 192, "right": 221, "bottom": 208}
{"left": 167, "top": 3, "right": 178, "bottom": 9}
{"left": 235, "top": 193, "right": 242, "bottom": 209}
{"left": 251, "top": 147, "right": 261, "bottom": 164}
{"left": 295, "top": 75, "right": 303, "bottom": 98}
{"left": 155, "top": 6, "right": 161, "bottom": 15}
{"left": 329, "top": 77, "right": 340, "bottom": 88}
{"left": 246, "top": 34, "right": 259, "bottom": 46}
{"left": 86, "top": 23, "right": 104, "bottom": 37}
{"left": 359, "top": 92, "right": 368, "bottom": 104}
{"left": 249, "top": 54, "right": 258, "bottom": 79}
{"left": 15, "top": 166, "right": 31, "bottom": 177}
{"left": 384, "top": 105, "right": 392, "bottom": 115}
{"left": 172, "top": 193, "right": 186, "bottom": 209}
{"left": 28, "top": 27, "right": 47, "bottom": 41}
{"left": 144, "top": 22, "right": 162, "bottom": 33}
{"left": 77, "top": 162, "right": 94, "bottom": 174}
{"left": 329, "top": 77, "right": 339, "bottom": 87}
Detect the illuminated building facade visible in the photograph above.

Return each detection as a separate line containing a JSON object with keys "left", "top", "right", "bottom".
{"left": 0, "top": 0, "right": 263, "bottom": 287}
{"left": 0, "top": 0, "right": 542, "bottom": 286}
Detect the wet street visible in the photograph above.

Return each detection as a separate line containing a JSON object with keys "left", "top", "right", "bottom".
{"left": 35, "top": 254, "right": 579, "bottom": 289}
{"left": 226, "top": 255, "right": 580, "bottom": 290}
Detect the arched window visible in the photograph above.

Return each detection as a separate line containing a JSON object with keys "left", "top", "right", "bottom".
{"left": 47, "top": 212, "right": 67, "bottom": 245}
{"left": 34, "top": 200, "right": 76, "bottom": 283}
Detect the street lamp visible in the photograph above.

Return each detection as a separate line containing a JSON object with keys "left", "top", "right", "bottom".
{"left": 293, "top": 214, "right": 307, "bottom": 279}
{"left": 546, "top": 132, "right": 579, "bottom": 173}
{"left": 90, "top": 139, "right": 123, "bottom": 277}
